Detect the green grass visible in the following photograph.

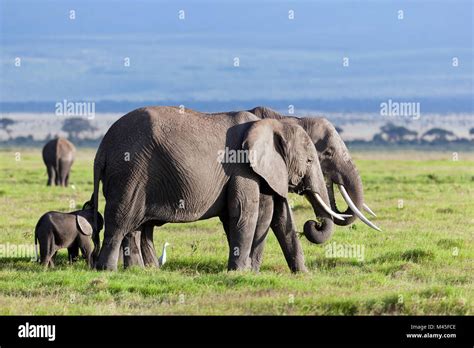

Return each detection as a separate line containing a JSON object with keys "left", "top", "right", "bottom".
{"left": 0, "top": 148, "right": 473, "bottom": 315}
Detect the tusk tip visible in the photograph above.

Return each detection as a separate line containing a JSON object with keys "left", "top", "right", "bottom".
{"left": 339, "top": 186, "right": 381, "bottom": 232}
{"left": 363, "top": 203, "right": 377, "bottom": 217}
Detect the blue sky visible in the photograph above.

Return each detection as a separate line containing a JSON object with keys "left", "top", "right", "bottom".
{"left": 1, "top": 0, "right": 472, "bottom": 109}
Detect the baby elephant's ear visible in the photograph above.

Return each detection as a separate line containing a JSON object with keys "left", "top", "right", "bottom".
{"left": 76, "top": 215, "right": 93, "bottom": 236}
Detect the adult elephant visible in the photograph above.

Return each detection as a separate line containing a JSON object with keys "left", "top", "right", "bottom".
{"left": 42, "top": 137, "right": 76, "bottom": 187}
{"left": 92, "top": 106, "right": 344, "bottom": 272}
{"left": 137, "top": 106, "right": 380, "bottom": 271}
{"left": 244, "top": 107, "right": 380, "bottom": 271}
{"left": 248, "top": 106, "right": 379, "bottom": 231}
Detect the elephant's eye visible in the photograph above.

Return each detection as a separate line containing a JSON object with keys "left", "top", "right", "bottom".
{"left": 306, "top": 158, "right": 313, "bottom": 165}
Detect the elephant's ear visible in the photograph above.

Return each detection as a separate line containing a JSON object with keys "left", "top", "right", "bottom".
{"left": 243, "top": 119, "right": 288, "bottom": 198}
{"left": 76, "top": 214, "right": 93, "bottom": 236}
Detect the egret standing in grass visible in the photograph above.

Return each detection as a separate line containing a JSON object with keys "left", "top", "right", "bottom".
{"left": 158, "top": 242, "right": 170, "bottom": 267}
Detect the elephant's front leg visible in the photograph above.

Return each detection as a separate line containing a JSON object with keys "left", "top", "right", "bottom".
{"left": 226, "top": 176, "right": 260, "bottom": 271}
{"left": 271, "top": 197, "right": 308, "bottom": 273}
{"left": 78, "top": 236, "right": 94, "bottom": 268}
{"left": 249, "top": 193, "right": 274, "bottom": 272}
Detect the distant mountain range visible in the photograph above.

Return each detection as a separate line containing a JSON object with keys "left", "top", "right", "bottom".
{"left": 1, "top": 97, "right": 473, "bottom": 114}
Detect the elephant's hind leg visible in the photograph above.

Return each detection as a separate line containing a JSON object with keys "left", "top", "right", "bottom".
{"left": 140, "top": 224, "right": 159, "bottom": 267}
{"left": 59, "top": 160, "right": 72, "bottom": 187}
{"left": 65, "top": 173, "right": 70, "bottom": 187}
{"left": 96, "top": 222, "right": 128, "bottom": 271}
{"left": 38, "top": 233, "right": 55, "bottom": 268}
{"left": 54, "top": 166, "right": 60, "bottom": 186}
{"left": 46, "top": 165, "right": 55, "bottom": 186}
{"left": 78, "top": 237, "right": 94, "bottom": 268}
{"left": 122, "top": 231, "right": 145, "bottom": 268}
{"left": 96, "top": 213, "right": 138, "bottom": 271}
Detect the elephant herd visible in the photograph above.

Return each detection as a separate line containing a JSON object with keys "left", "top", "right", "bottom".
{"left": 36, "top": 106, "right": 380, "bottom": 272}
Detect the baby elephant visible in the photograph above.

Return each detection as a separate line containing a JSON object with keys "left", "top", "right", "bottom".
{"left": 34, "top": 205, "right": 103, "bottom": 268}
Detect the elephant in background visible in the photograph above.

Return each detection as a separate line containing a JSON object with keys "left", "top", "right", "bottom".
{"left": 42, "top": 137, "right": 76, "bottom": 187}
{"left": 91, "top": 106, "right": 343, "bottom": 272}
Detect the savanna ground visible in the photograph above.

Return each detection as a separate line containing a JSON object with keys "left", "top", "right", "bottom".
{"left": 0, "top": 148, "right": 472, "bottom": 315}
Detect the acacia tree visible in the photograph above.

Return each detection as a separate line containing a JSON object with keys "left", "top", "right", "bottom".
{"left": 61, "top": 117, "right": 97, "bottom": 140}
{"left": 422, "top": 128, "right": 456, "bottom": 142}
{"left": 0, "top": 118, "right": 16, "bottom": 139}
{"left": 377, "top": 122, "right": 418, "bottom": 143}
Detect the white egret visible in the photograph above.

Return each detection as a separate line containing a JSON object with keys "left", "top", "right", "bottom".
{"left": 158, "top": 242, "right": 170, "bottom": 267}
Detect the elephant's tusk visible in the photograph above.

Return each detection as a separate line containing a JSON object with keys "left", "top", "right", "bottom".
{"left": 339, "top": 214, "right": 353, "bottom": 218}
{"left": 338, "top": 185, "right": 382, "bottom": 232}
{"left": 315, "top": 193, "right": 348, "bottom": 221}
{"left": 363, "top": 203, "right": 377, "bottom": 217}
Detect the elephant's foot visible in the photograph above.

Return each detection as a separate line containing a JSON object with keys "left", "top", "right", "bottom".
{"left": 251, "top": 265, "right": 262, "bottom": 273}
{"left": 297, "top": 266, "right": 309, "bottom": 273}
{"left": 142, "top": 251, "right": 159, "bottom": 267}
{"left": 95, "top": 259, "right": 118, "bottom": 271}
{"left": 122, "top": 232, "right": 144, "bottom": 269}
{"left": 290, "top": 262, "right": 308, "bottom": 273}
{"left": 250, "top": 256, "right": 261, "bottom": 273}
{"left": 227, "top": 257, "right": 252, "bottom": 272}
{"left": 95, "top": 242, "right": 121, "bottom": 271}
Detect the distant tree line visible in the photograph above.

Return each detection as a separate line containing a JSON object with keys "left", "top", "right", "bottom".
{"left": 1, "top": 117, "right": 474, "bottom": 148}
{"left": 335, "top": 122, "right": 474, "bottom": 146}
{"left": 372, "top": 123, "right": 470, "bottom": 144}
{"left": 0, "top": 117, "right": 100, "bottom": 147}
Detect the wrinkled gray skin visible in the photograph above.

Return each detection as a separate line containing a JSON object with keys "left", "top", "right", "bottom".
{"left": 138, "top": 106, "right": 365, "bottom": 271}
{"left": 42, "top": 137, "right": 76, "bottom": 187}
{"left": 34, "top": 206, "right": 104, "bottom": 268}
{"left": 244, "top": 107, "right": 367, "bottom": 270}
{"left": 92, "top": 106, "right": 335, "bottom": 272}
{"left": 248, "top": 107, "right": 365, "bottom": 227}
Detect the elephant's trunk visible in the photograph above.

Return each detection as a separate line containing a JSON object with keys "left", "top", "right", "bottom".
{"left": 303, "top": 191, "right": 335, "bottom": 244}
{"left": 328, "top": 167, "right": 364, "bottom": 226}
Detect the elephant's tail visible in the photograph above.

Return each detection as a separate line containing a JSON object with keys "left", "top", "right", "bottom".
{"left": 34, "top": 225, "right": 39, "bottom": 262}
{"left": 55, "top": 139, "right": 61, "bottom": 182}
{"left": 92, "top": 147, "right": 105, "bottom": 261}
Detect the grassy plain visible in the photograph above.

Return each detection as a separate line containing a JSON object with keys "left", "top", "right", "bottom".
{"left": 0, "top": 148, "right": 472, "bottom": 314}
